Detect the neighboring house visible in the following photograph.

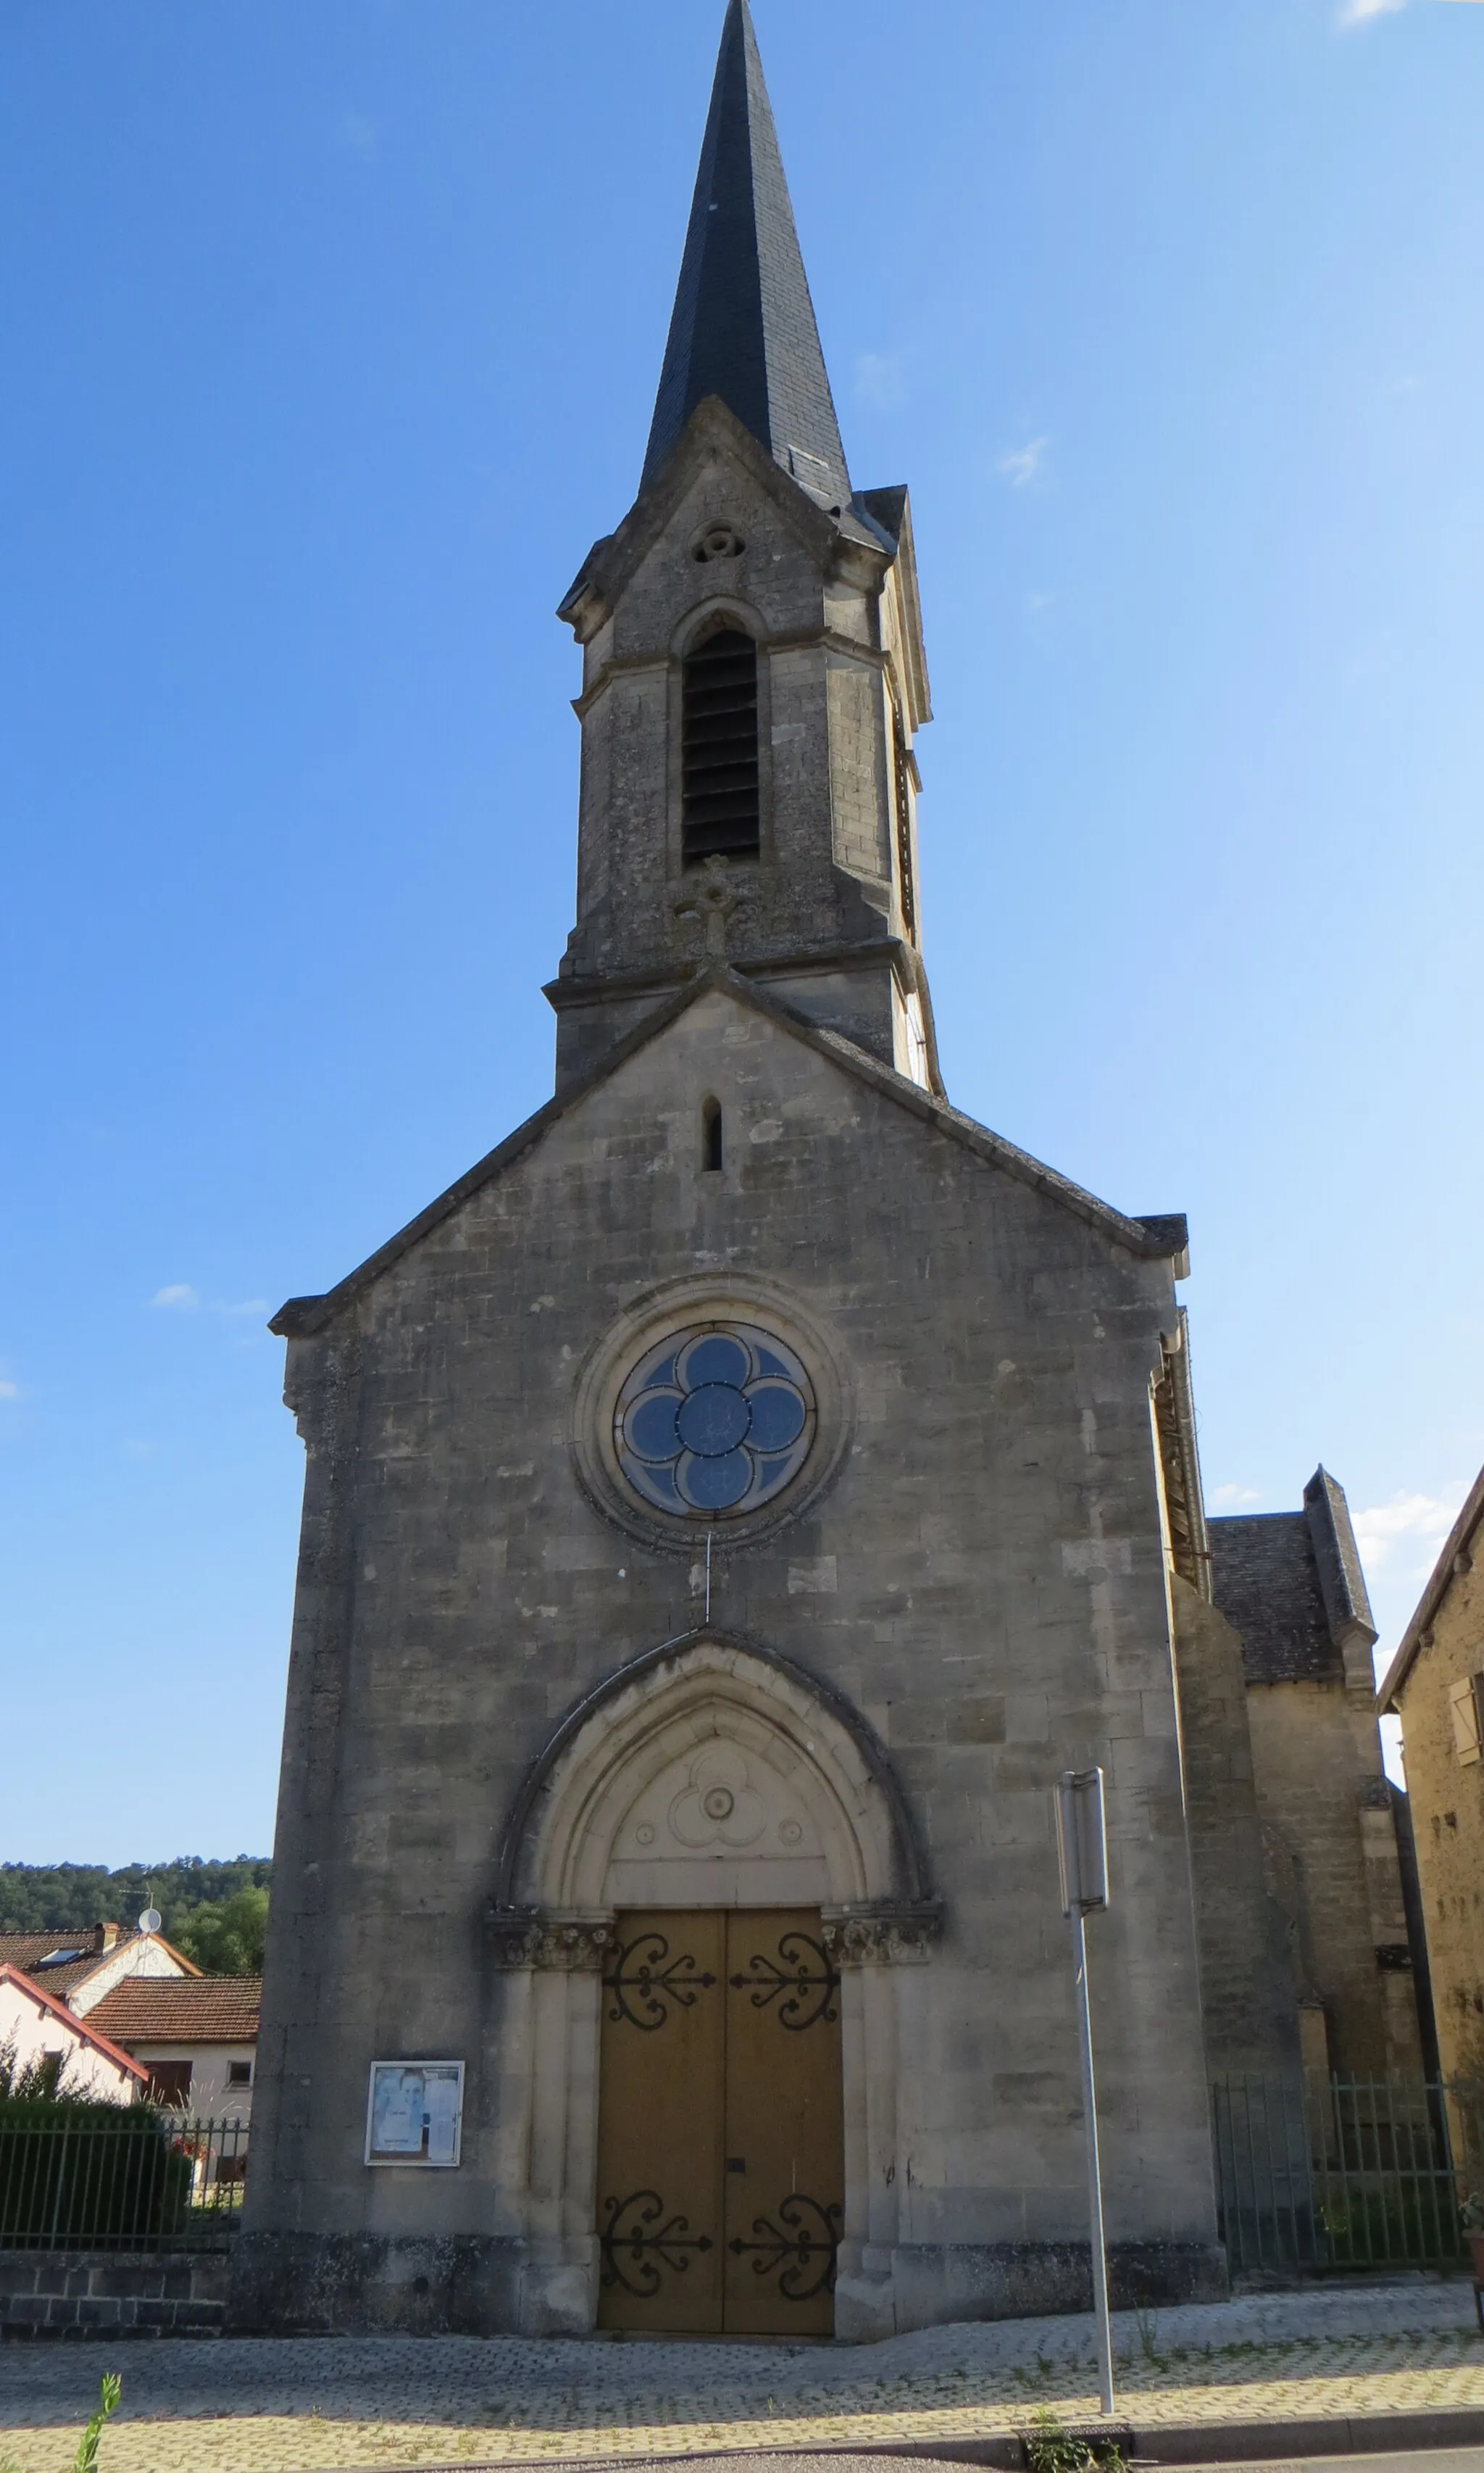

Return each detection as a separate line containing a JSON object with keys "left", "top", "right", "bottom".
{"left": 0, "top": 1922, "right": 199, "bottom": 2019}
{"left": 0, "top": 1963, "right": 148, "bottom": 2103}
{"left": 88, "top": 1977, "right": 260, "bottom": 2121}
{"left": 1378, "top": 1463, "right": 1484, "bottom": 2079}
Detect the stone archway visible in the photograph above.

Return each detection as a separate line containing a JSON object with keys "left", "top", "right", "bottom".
{"left": 487, "top": 1628, "right": 939, "bottom": 2338}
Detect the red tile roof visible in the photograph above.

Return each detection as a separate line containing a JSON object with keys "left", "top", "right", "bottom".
{"left": 0, "top": 1928, "right": 200, "bottom": 2004}
{"left": 88, "top": 1977, "right": 261, "bottom": 2045}
{"left": 0, "top": 1965, "right": 149, "bottom": 2083}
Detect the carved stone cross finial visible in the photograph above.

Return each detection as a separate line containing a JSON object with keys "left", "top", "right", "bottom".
{"left": 672, "top": 855, "right": 742, "bottom": 959}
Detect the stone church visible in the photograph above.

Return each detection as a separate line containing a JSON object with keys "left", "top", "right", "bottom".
{"left": 234, "top": 1, "right": 1424, "bottom": 2340}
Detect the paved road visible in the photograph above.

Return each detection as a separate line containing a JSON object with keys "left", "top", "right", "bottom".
{"left": 3, "top": 2283, "right": 1483, "bottom": 2473}
{"left": 1160, "top": 2455, "right": 1484, "bottom": 2473}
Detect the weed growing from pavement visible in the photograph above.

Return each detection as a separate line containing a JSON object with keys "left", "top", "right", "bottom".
{"left": 72, "top": 2374, "right": 122, "bottom": 2473}
{"left": 1132, "top": 2306, "right": 1168, "bottom": 2369}
{"left": 1022, "top": 2403, "right": 1125, "bottom": 2473}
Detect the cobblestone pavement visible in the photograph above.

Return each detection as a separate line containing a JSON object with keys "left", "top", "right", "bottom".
{"left": 2, "top": 2281, "right": 1483, "bottom": 2473}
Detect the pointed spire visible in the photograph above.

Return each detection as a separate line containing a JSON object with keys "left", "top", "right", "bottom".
{"left": 641, "top": 0, "right": 851, "bottom": 508}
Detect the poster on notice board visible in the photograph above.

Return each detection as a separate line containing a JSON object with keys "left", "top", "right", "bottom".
{"left": 364, "top": 2061, "right": 464, "bottom": 2166}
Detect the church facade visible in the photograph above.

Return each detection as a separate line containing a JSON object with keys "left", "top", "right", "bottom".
{"left": 233, "top": 1, "right": 1422, "bottom": 2341}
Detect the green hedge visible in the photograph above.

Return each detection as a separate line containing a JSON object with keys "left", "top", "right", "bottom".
{"left": 0, "top": 2102, "right": 193, "bottom": 2248}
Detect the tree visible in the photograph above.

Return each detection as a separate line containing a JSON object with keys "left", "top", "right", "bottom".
{"left": 0, "top": 1858, "right": 270, "bottom": 1937}
{"left": 168, "top": 1887, "right": 268, "bottom": 1977}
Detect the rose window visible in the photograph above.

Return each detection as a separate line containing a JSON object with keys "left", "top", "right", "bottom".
{"left": 614, "top": 1323, "right": 814, "bottom": 1518}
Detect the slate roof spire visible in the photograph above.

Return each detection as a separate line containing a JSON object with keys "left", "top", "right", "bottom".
{"left": 641, "top": 0, "right": 851, "bottom": 509}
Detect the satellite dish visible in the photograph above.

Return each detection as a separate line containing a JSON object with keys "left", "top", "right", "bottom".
{"left": 138, "top": 1907, "right": 162, "bottom": 1935}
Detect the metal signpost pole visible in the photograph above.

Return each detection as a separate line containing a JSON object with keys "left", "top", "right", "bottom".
{"left": 1055, "top": 1768, "right": 1114, "bottom": 2419}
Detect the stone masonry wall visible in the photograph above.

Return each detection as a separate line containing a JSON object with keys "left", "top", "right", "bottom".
{"left": 241, "top": 983, "right": 1220, "bottom": 2334}
{"left": 1170, "top": 1576, "right": 1300, "bottom": 2075}
{"left": 1245, "top": 1682, "right": 1422, "bottom": 2077}
{"left": 0, "top": 2252, "right": 228, "bottom": 2339}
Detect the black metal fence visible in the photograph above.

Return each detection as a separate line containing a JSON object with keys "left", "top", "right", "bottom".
{"left": 0, "top": 2106, "right": 249, "bottom": 2253}
{"left": 1213, "top": 2074, "right": 1484, "bottom": 2274}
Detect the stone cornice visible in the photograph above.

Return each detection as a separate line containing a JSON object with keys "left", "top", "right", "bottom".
{"left": 485, "top": 1910, "right": 614, "bottom": 1971}
{"left": 820, "top": 1903, "right": 943, "bottom": 1966}
{"left": 571, "top": 625, "right": 893, "bottom": 722}
{"left": 542, "top": 937, "right": 915, "bottom": 1014}
{"left": 484, "top": 1901, "right": 943, "bottom": 1971}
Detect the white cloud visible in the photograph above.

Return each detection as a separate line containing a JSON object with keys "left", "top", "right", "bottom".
{"left": 222, "top": 1297, "right": 270, "bottom": 1318}
{"left": 854, "top": 352, "right": 903, "bottom": 410}
{"left": 150, "top": 1284, "right": 200, "bottom": 1311}
{"left": 0, "top": 1379, "right": 18, "bottom": 1400}
{"left": 1353, "top": 1487, "right": 1467, "bottom": 1574}
{"left": 998, "top": 437, "right": 1049, "bottom": 490}
{"left": 1341, "top": 0, "right": 1484, "bottom": 25}
{"left": 1210, "top": 1482, "right": 1262, "bottom": 1507}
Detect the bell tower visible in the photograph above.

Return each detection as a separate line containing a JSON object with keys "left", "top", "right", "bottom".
{"left": 547, "top": 0, "right": 936, "bottom": 1094}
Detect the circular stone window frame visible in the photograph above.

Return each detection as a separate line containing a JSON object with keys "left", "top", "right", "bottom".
{"left": 570, "top": 1275, "right": 854, "bottom": 1555}
{"left": 690, "top": 519, "right": 746, "bottom": 564}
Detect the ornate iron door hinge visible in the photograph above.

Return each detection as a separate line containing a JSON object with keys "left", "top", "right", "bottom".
{"left": 602, "top": 1929, "right": 718, "bottom": 2029}
{"left": 729, "top": 1929, "right": 840, "bottom": 2028}
{"left": 728, "top": 2193, "right": 843, "bottom": 2298}
{"left": 600, "top": 2190, "right": 715, "bottom": 2295}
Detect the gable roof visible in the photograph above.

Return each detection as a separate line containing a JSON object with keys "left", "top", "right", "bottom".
{"left": 560, "top": 394, "right": 880, "bottom": 648}
{"left": 0, "top": 1965, "right": 149, "bottom": 2085}
{"left": 1210, "top": 1513, "right": 1341, "bottom": 1685}
{"left": 272, "top": 966, "right": 1188, "bottom": 1341}
{"left": 1209, "top": 1466, "right": 1372, "bottom": 1686}
{"left": 642, "top": 0, "right": 850, "bottom": 512}
{"left": 0, "top": 1927, "right": 199, "bottom": 2008}
{"left": 88, "top": 1977, "right": 262, "bottom": 2047}
{"left": 1377, "top": 1460, "right": 1484, "bottom": 1711}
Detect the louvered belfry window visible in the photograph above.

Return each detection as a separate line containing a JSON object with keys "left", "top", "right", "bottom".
{"left": 682, "top": 627, "right": 760, "bottom": 861}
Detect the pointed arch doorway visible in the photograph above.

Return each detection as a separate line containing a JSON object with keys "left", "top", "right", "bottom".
{"left": 490, "top": 1630, "right": 940, "bottom": 2340}
{"left": 596, "top": 1907, "right": 843, "bottom": 2335}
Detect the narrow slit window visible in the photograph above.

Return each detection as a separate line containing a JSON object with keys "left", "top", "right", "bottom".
{"left": 702, "top": 1097, "right": 723, "bottom": 1172}
{"left": 682, "top": 628, "right": 759, "bottom": 861}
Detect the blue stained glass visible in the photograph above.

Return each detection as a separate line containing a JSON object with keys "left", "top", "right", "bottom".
{"left": 678, "top": 1447, "right": 752, "bottom": 1510}
{"left": 625, "top": 1391, "right": 683, "bottom": 1462}
{"left": 743, "top": 1379, "right": 805, "bottom": 1452}
{"left": 614, "top": 1319, "right": 815, "bottom": 1522}
{"left": 680, "top": 1333, "right": 751, "bottom": 1391}
{"left": 675, "top": 1383, "right": 751, "bottom": 1456}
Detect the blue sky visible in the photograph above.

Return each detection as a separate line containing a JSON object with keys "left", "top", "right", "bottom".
{"left": 3, "top": 0, "right": 1480, "bottom": 1864}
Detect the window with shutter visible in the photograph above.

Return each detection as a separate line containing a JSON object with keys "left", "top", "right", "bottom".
{"left": 1449, "top": 1674, "right": 1482, "bottom": 1764}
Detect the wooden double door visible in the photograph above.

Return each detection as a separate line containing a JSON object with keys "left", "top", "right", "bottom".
{"left": 595, "top": 1909, "right": 844, "bottom": 2335}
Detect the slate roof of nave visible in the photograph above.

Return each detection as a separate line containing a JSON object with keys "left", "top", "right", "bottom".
{"left": 1209, "top": 1515, "right": 1341, "bottom": 1685}
{"left": 272, "top": 967, "right": 1187, "bottom": 1340}
{"left": 1210, "top": 1468, "right": 1373, "bottom": 1686}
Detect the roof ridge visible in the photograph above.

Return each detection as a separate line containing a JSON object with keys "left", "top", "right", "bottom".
{"left": 0, "top": 1963, "right": 150, "bottom": 2082}
{"left": 1377, "top": 1460, "right": 1484, "bottom": 1710}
